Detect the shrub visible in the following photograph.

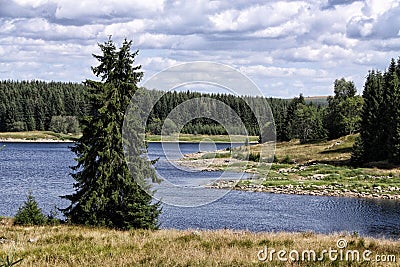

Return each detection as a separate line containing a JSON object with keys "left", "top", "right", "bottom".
{"left": 14, "top": 193, "right": 47, "bottom": 226}
{"left": 248, "top": 152, "right": 260, "bottom": 162}
{"left": 50, "top": 116, "right": 80, "bottom": 134}
{"left": 280, "top": 155, "right": 293, "bottom": 164}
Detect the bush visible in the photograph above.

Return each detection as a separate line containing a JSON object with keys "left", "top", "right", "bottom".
{"left": 248, "top": 152, "right": 260, "bottom": 162}
{"left": 14, "top": 193, "right": 47, "bottom": 226}
{"left": 6, "top": 121, "right": 26, "bottom": 132}
{"left": 50, "top": 116, "right": 80, "bottom": 134}
{"left": 280, "top": 155, "right": 293, "bottom": 164}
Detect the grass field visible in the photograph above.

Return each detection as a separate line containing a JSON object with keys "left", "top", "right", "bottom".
{"left": 0, "top": 219, "right": 398, "bottom": 266}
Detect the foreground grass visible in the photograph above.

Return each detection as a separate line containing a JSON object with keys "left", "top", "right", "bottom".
{"left": 0, "top": 222, "right": 399, "bottom": 266}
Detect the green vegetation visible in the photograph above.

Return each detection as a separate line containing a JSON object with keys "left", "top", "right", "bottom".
{"left": 13, "top": 193, "right": 47, "bottom": 226}
{"left": 325, "top": 78, "right": 363, "bottom": 139}
{"left": 13, "top": 193, "right": 60, "bottom": 227}
{"left": 0, "top": 222, "right": 398, "bottom": 266}
{"left": 0, "top": 80, "right": 88, "bottom": 133}
{"left": 0, "top": 76, "right": 361, "bottom": 146}
{"left": 352, "top": 58, "right": 400, "bottom": 165}
{"left": 62, "top": 38, "right": 160, "bottom": 230}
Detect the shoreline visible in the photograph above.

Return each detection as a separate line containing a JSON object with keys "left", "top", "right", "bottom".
{"left": 0, "top": 138, "right": 75, "bottom": 143}
{"left": 174, "top": 151, "right": 400, "bottom": 201}
{"left": 205, "top": 180, "right": 400, "bottom": 200}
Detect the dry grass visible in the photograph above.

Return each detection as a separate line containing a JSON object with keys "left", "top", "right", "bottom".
{"left": 0, "top": 220, "right": 399, "bottom": 266}
{"left": 0, "top": 131, "right": 80, "bottom": 142}
{"left": 274, "top": 134, "right": 356, "bottom": 165}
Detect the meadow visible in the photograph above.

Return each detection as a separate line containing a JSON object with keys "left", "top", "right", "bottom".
{"left": 0, "top": 218, "right": 399, "bottom": 266}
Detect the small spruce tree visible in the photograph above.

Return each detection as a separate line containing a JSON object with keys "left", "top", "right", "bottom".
{"left": 14, "top": 192, "right": 47, "bottom": 226}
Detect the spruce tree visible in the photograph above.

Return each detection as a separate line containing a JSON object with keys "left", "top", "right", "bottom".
{"left": 384, "top": 59, "right": 400, "bottom": 163}
{"left": 351, "top": 70, "right": 384, "bottom": 164}
{"left": 281, "top": 94, "right": 305, "bottom": 141}
{"left": 352, "top": 58, "right": 400, "bottom": 165}
{"left": 62, "top": 38, "right": 160, "bottom": 229}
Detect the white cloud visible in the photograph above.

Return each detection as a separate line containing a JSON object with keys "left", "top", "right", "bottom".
{"left": 346, "top": 0, "right": 400, "bottom": 39}
{"left": 239, "top": 65, "right": 327, "bottom": 78}
{"left": 54, "top": 0, "right": 164, "bottom": 21}
{"left": 13, "top": 0, "right": 50, "bottom": 8}
{"left": 1, "top": 0, "right": 399, "bottom": 97}
{"left": 209, "top": 2, "right": 307, "bottom": 32}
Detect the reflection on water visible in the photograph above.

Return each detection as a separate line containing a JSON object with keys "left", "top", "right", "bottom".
{"left": 0, "top": 142, "right": 399, "bottom": 238}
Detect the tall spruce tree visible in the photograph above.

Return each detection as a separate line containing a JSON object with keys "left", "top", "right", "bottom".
{"left": 351, "top": 70, "right": 384, "bottom": 165}
{"left": 281, "top": 94, "right": 305, "bottom": 141}
{"left": 352, "top": 58, "right": 400, "bottom": 165}
{"left": 62, "top": 38, "right": 160, "bottom": 229}
{"left": 384, "top": 59, "right": 400, "bottom": 163}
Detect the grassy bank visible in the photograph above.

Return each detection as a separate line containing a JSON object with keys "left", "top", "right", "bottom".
{"left": 177, "top": 134, "right": 400, "bottom": 199}
{"left": 0, "top": 131, "right": 80, "bottom": 142}
{"left": 0, "top": 220, "right": 398, "bottom": 266}
{"left": 145, "top": 133, "right": 259, "bottom": 143}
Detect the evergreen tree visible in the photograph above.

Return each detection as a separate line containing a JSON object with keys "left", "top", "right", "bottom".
{"left": 14, "top": 192, "right": 47, "bottom": 226}
{"left": 351, "top": 71, "right": 384, "bottom": 165}
{"left": 352, "top": 58, "right": 400, "bottom": 165}
{"left": 62, "top": 38, "right": 160, "bottom": 229}
{"left": 293, "top": 103, "right": 327, "bottom": 144}
{"left": 384, "top": 59, "right": 400, "bottom": 163}
{"left": 281, "top": 94, "right": 305, "bottom": 141}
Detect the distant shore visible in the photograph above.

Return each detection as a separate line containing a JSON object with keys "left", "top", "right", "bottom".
{"left": 0, "top": 138, "right": 74, "bottom": 143}
{"left": 0, "top": 131, "right": 259, "bottom": 143}
{"left": 0, "top": 131, "right": 80, "bottom": 143}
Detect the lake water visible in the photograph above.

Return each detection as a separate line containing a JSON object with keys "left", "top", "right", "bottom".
{"left": 1, "top": 142, "right": 400, "bottom": 239}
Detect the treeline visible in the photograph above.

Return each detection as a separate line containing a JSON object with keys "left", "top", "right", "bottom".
{"left": 0, "top": 80, "right": 357, "bottom": 143}
{"left": 352, "top": 58, "right": 400, "bottom": 165}
{"left": 144, "top": 90, "right": 287, "bottom": 137}
{"left": 0, "top": 80, "right": 89, "bottom": 133}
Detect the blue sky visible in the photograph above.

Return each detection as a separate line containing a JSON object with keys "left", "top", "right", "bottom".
{"left": 0, "top": 0, "right": 399, "bottom": 97}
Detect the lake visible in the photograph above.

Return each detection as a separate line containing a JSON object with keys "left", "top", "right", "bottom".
{"left": 1, "top": 142, "right": 400, "bottom": 239}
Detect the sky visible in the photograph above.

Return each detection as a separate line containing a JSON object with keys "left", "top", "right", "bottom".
{"left": 0, "top": 0, "right": 400, "bottom": 98}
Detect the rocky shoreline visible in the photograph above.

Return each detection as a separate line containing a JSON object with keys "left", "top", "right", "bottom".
{"left": 174, "top": 149, "right": 400, "bottom": 200}
{"left": 206, "top": 180, "right": 400, "bottom": 200}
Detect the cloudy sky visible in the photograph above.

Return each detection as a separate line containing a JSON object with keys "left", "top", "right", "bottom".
{"left": 0, "top": 0, "right": 399, "bottom": 97}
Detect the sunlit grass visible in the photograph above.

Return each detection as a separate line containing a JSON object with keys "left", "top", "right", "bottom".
{"left": 0, "top": 221, "right": 399, "bottom": 266}
{"left": 0, "top": 131, "right": 80, "bottom": 141}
